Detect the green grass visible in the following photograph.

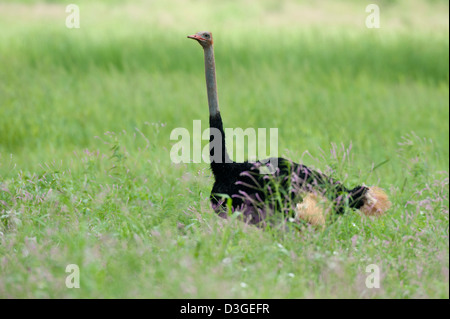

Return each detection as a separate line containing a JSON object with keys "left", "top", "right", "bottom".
{"left": 0, "top": 0, "right": 448, "bottom": 298}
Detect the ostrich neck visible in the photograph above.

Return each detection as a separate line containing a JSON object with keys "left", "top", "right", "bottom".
{"left": 203, "top": 45, "right": 219, "bottom": 117}
{"left": 203, "top": 44, "right": 232, "bottom": 169}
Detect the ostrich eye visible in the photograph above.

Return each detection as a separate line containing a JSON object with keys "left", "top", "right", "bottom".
{"left": 203, "top": 33, "right": 209, "bottom": 38}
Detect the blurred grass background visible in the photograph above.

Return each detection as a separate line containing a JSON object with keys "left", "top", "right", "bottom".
{"left": 0, "top": 0, "right": 448, "bottom": 176}
{"left": 0, "top": 0, "right": 448, "bottom": 298}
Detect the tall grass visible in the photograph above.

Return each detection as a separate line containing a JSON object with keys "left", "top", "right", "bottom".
{"left": 1, "top": 27, "right": 447, "bottom": 172}
{"left": 0, "top": 0, "right": 448, "bottom": 298}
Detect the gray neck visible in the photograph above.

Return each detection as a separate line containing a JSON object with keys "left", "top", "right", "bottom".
{"left": 203, "top": 45, "right": 220, "bottom": 117}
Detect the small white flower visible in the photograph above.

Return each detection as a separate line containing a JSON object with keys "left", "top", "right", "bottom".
{"left": 288, "top": 273, "right": 295, "bottom": 278}
{"left": 240, "top": 282, "right": 248, "bottom": 288}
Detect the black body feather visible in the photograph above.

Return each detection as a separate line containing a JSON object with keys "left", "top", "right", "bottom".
{"left": 208, "top": 113, "right": 368, "bottom": 225}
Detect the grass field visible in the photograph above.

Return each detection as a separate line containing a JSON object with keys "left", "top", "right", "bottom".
{"left": 0, "top": 0, "right": 449, "bottom": 298}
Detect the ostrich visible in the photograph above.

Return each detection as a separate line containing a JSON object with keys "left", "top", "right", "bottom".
{"left": 187, "top": 31, "right": 390, "bottom": 227}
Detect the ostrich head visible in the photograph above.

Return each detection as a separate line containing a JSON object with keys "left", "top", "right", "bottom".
{"left": 187, "top": 31, "right": 213, "bottom": 48}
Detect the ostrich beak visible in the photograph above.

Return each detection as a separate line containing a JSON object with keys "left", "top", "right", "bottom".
{"left": 187, "top": 34, "right": 205, "bottom": 41}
